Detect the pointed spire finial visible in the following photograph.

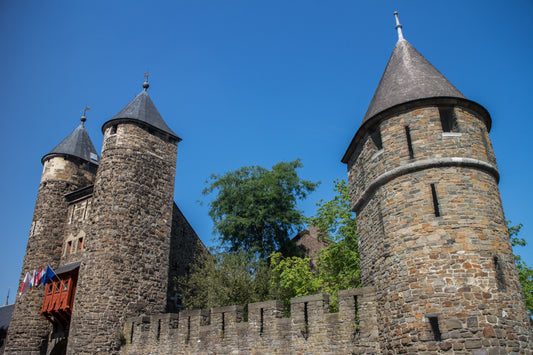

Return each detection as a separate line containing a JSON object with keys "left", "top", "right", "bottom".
{"left": 394, "top": 11, "right": 404, "bottom": 41}
{"left": 143, "top": 71, "right": 150, "bottom": 91}
{"left": 5, "top": 287, "right": 10, "bottom": 306}
{"left": 81, "top": 106, "right": 90, "bottom": 124}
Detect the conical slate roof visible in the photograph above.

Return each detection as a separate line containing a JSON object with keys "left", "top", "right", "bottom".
{"left": 341, "top": 16, "right": 491, "bottom": 165}
{"left": 102, "top": 87, "right": 180, "bottom": 141}
{"left": 42, "top": 119, "right": 99, "bottom": 165}
{"left": 362, "top": 39, "right": 465, "bottom": 125}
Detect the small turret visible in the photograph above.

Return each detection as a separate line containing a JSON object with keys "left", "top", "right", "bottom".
{"left": 5, "top": 115, "right": 98, "bottom": 354}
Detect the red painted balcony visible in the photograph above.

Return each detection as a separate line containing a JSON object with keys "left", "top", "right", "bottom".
{"left": 40, "top": 262, "right": 79, "bottom": 327}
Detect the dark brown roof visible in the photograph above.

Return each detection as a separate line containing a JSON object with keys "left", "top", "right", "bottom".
{"left": 362, "top": 39, "right": 465, "bottom": 125}
{"left": 341, "top": 38, "right": 491, "bottom": 164}
{"left": 102, "top": 89, "right": 181, "bottom": 141}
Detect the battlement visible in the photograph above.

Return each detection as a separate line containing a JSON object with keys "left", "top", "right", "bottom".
{"left": 122, "top": 287, "right": 379, "bottom": 354}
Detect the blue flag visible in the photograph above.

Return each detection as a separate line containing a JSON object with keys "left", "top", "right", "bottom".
{"left": 42, "top": 265, "right": 57, "bottom": 285}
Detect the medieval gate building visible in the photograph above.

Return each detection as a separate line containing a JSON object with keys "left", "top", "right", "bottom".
{"left": 5, "top": 13, "right": 532, "bottom": 354}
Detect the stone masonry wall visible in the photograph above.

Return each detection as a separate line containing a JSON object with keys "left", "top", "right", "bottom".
{"left": 5, "top": 156, "right": 96, "bottom": 354}
{"left": 121, "top": 287, "right": 379, "bottom": 354}
{"left": 347, "top": 105, "right": 497, "bottom": 210}
{"left": 66, "top": 122, "right": 178, "bottom": 354}
{"left": 167, "top": 203, "right": 209, "bottom": 313}
{"left": 346, "top": 104, "right": 533, "bottom": 353}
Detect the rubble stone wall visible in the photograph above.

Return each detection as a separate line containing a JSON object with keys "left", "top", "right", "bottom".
{"left": 346, "top": 104, "right": 533, "bottom": 353}
{"left": 5, "top": 156, "right": 96, "bottom": 354}
{"left": 67, "top": 123, "right": 178, "bottom": 354}
{"left": 122, "top": 287, "right": 379, "bottom": 354}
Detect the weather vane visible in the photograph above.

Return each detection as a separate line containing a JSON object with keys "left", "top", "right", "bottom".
{"left": 81, "top": 106, "right": 91, "bottom": 124}
{"left": 143, "top": 71, "right": 150, "bottom": 91}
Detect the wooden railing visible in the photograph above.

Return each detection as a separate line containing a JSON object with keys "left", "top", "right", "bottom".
{"left": 41, "top": 276, "right": 76, "bottom": 326}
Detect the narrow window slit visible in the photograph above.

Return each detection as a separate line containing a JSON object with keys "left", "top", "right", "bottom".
{"left": 156, "top": 319, "right": 161, "bottom": 341}
{"left": 493, "top": 256, "right": 506, "bottom": 291}
{"left": 221, "top": 312, "right": 225, "bottom": 339}
{"left": 405, "top": 126, "right": 414, "bottom": 159}
{"left": 303, "top": 302, "right": 309, "bottom": 339}
{"left": 428, "top": 316, "right": 442, "bottom": 341}
{"left": 130, "top": 322, "right": 134, "bottom": 343}
{"left": 431, "top": 184, "right": 441, "bottom": 217}
{"left": 354, "top": 296, "right": 359, "bottom": 328}
{"left": 110, "top": 125, "right": 117, "bottom": 135}
{"left": 69, "top": 206, "right": 74, "bottom": 223}
{"left": 83, "top": 200, "right": 88, "bottom": 220}
{"left": 260, "top": 308, "right": 264, "bottom": 336}
{"left": 186, "top": 316, "right": 191, "bottom": 343}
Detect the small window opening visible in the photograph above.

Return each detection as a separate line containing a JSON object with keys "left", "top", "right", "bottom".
{"left": 78, "top": 238, "right": 83, "bottom": 250}
{"left": 370, "top": 129, "right": 383, "bottom": 150}
{"left": 186, "top": 316, "right": 191, "bottom": 343}
{"left": 430, "top": 184, "right": 441, "bottom": 217}
{"left": 405, "top": 126, "right": 414, "bottom": 159}
{"left": 303, "top": 302, "right": 309, "bottom": 339}
{"left": 493, "top": 256, "right": 506, "bottom": 291}
{"left": 221, "top": 312, "right": 225, "bottom": 339}
{"left": 130, "top": 322, "right": 134, "bottom": 344}
{"left": 428, "top": 316, "right": 442, "bottom": 341}
{"left": 67, "top": 241, "right": 72, "bottom": 254}
{"left": 110, "top": 125, "right": 117, "bottom": 135}
{"left": 83, "top": 200, "right": 88, "bottom": 220}
{"left": 156, "top": 319, "right": 161, "bottom": 341}
{"left": 439, "top": 107, "right": 459, "bottom": 132}
{"left": 354, "top": 296, "right": 359, "bottom": 328}
{"left": 69, "top": 206, "right": 74, "bottom": 224}
{"left": 260, "top": 308, "right": 264, "bottom": 336}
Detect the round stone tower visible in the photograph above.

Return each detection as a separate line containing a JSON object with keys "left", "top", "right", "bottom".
{"left": 5, "top": 116, "right": 98, "bottom": 354}
{"left": 66, "top": 81, "right": 181, "bottom": 354}
{"left": 342, "top": 14, "right": 532, "bottom": 353}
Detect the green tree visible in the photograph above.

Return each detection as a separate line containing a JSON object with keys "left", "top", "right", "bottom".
{"left": 508, "top": 222, "right": 533, "bottom": 314}
{"left": 269, "top": 252, "right": 323, "bottom": 312}
{"left": 269, "top": 179, "right": 360, "bottom": 312}
{"left": 182, "top": 249, "right": 271, "bottom": 310}
{"left": 308, "top": 179, "right": 360, "bottom": 294}
{"left": 203, "top": 159, "right": 319, "bottom": 258}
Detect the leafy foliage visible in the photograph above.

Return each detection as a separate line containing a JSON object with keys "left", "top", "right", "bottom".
{"left": 270, "top": 179, "right": 360, "bottom": 312}
{"left": 308, "top": 179, "right": 360, "bottom": 294}
{"left": 203, "top": 159, "right": 319, "bottom": 258}
{"left": 509, "top": 222, "right": 533, "bottom": 314}
{"left": 269, "top": 252, "right": 323, "bottom": 312}
{"left": 182, "top": 249, "right": 271, "bottom": 310}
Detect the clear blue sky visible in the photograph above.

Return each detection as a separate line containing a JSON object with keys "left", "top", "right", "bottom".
{"left": 1, "top": 1, "right": 532, "bottom": 304}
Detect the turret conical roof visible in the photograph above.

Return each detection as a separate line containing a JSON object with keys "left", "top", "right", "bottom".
{"left": 102, "top": 86, "right": 181, "bottom": 141}
{"left": 362, "top": 39, "right": 465, "bottom": 125}
{"left": 341, "top": 13, "right": 491, "bottom": 164}
{"left": 42, "top": 119, "right": 99, "bottom": 165}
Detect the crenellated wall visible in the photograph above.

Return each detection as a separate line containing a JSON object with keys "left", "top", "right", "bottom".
{"left": 121, "top": 287, "right": 379, "bottom": 354}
